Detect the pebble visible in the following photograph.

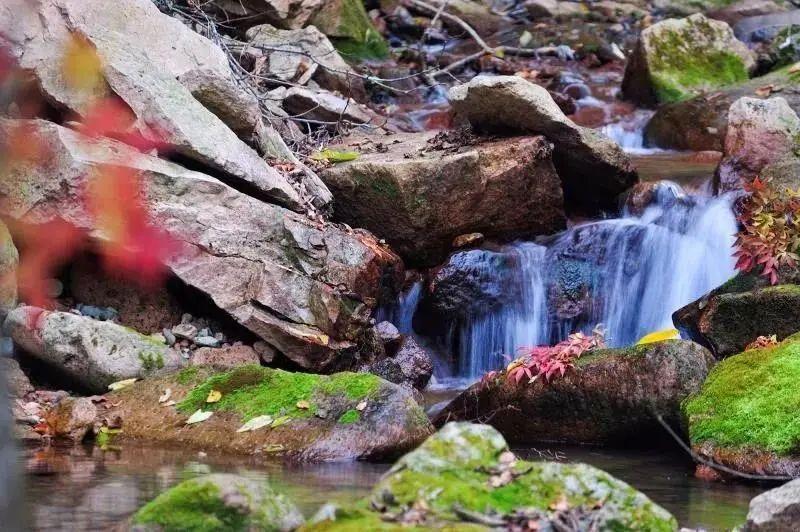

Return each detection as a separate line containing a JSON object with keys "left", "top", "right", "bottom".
{"left": 194, "top": 336, "right": 221, "bottom": 348}
{"left": 172, "top": 323, "right": 198, "bottom": 341}
{"left": 75, "top": 304, "right": 118, "bottom": 322}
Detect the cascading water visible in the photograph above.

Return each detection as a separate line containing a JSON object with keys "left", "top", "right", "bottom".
{"left": 389, "top": 181, "right": 738, "bottom": 384}
{"left": 599, "top": 110, "right": 659, "bottom": 155}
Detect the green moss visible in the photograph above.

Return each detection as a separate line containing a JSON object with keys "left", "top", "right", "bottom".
{"left": 315, "top": 0, "right": 388, "bottom": 60}
{"left": 338, "top": 409, "right": 360, "bottom": 424}
{"left": 139, "top": 351, "right": 165, "bottom": 372}
{"left": 176, "top": 366, "right": 201, "bottom": 385}
{"left": 133, "top": 479, "right": 248, "bottom": 532}
{"left": 683, "top": 337, "right": 800, "bottom": 455}
{"left": 177, "top": 365, "right": 381, "bottom": 423}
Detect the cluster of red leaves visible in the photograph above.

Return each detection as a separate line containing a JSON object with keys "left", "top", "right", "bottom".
{"left": 734, "top": 177, "right": 800, "bottom": 285}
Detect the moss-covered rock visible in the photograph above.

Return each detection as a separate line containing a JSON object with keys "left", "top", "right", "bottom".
{"left": 0, "top": 220, "right": 18, "bottom": 317}
{"left": 309, "top": 0, "right": 388, "bottom": 60}
{"left": 623, "top": 14, "right": 754, "bottom": 106}
{"left": 435, "top": 340, "right": 715, "bottom": 445}
{"left": 132, "top": 473, "right": 304, "bottom": 532}
{"left": 683, "top": 334, "right": 800, "bottom": 476}
{"left": 302, "top": 422, "right": 678, "bottom": 531}
{"left": 673, "top": 274, "right": 800, "bottom": 357}
{"left": 105, "top": 364, "right": 433, "bottom": 462}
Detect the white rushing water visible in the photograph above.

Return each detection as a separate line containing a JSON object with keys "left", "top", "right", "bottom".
{"left": 386, "top": 182, "right": 738, "bottom": 383}
{"left": 600, "top": 110, "right": 661, "bottom": 155}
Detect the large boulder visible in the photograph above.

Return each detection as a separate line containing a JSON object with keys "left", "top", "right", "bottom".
{"left": 0, "top": 0, "right": 329, "bottom": 211}
{"left": 0, "top": 220, "right": 18, "bottom": 316}
{"left": 131, "top": 473, "right": 304, "bottom": 532}
{"left": 622, "top": 14, "right": 755, "bottom": 106}
{"left": 645, "top": 65, "right": 800, "bottom": 152}
{"left": 104, "top": 364, "right": 434, "bottom": 461}
{"left": 435, "top": 340, "right": 715, "bottom": 444}
{"left": 320, "top": 131, "right": 566, "bottom": 267}
{"left": 683, "top": 334, "right": 800, "bottom": 477}
{"left": 0, "top": 119, "right": 403, "bottom": 373}
{"left": 449, "top": 76, "right": 637, "bottom": 212}
{"left": 302, "top": 422, "right": 677, "bottom": 530}
{"left": 715, "top": 97, "right": 800, "bottom": 193}
{"left": 673, "top": 274, "right": 800, "bottom": 358}
{"left": 3, "top": 306, "right": 184, "bottom": 393}
{"left": 744, "top": 478, "right": 800, "bottom": 531}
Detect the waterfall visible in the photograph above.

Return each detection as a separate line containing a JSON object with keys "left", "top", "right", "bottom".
{"left": 386, "top": 182, "right": 738, "bottom": 383}
{"left": 599, "top": 110, "right": 660, "bottom": 155}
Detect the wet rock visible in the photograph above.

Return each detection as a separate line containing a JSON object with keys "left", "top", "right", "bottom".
{"left": 2, "top": 358, "right": 33, "bottom": 398}
{"left": 105, "top": 365, "right": 433, "bottom": 461}
{"left": 436, "top": 340, "right": 715, "bottom": 445}
{"left": 715, "top": 97, "right": 800, "bottom": 193}
{"left": 365, "top": 335, "right": 433, "bottom": 390}
{"left": 191, "top": 345, "right": 260, "bottom": 370}
{"left": 245, "top": 24, "right": 365, "bottom": 99}
{"left": 449, "top": 76, "right": 637, "bottom": 211}
{"left": 1, "top": 0, "right": 318, "bottom": 212}
{"left": 282, "top": 86, "right": 375, "bottom": 125}
{"left": 4, "top": 306, "right": 184, "bottom": 393}
{"left": 320, "top": 130, "right": 566, "bottom": 267}
{"left": 172, "top": 323, "right": 198, "bottom": 342}
{"left": 49, "top": 397, "right": 98, "bottom": 443}
{"left": 452, "top": 232, "right": 484, "bottom": 250}
{"left": 673, "top": 274, "right": 800, "bottom": 358}
{"left": 0, "top": 119, "right": 403, "bottom": 373}
{"left": 744, "top": 478, "right": 800, "bottom": 531}
{"left": 303, "top": 422, "right": 677, "bottom": 530}
{"left": 194, "top": 336, "right": 221, "bottom": 348}
{"left": 375, "top": 321, "right": 401, "bottom": 350}
{"left": 683, "top": 334, "right": 800, "bottom": 478}
{"left": 0, "top": 220, "right": 18, "bottom": 317}
{"left": 433, "top": 0, "right": 505, "bottom": 36}
{"left": 74, "top": 304, "right": 118, "bottom": 322}
{"left": 131, "top": 473, "right": 304, "bottom": 532}
{"left": 622, "top": 14, "right": 755, "bottom": 107}
{"left": 525, "top": 0, "right": 588, "bottom": 20}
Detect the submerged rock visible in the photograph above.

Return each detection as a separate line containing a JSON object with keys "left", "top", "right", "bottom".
{"left": 622, "top": 14, "right": 754, "bottom": 106}
{"left": 744, "top": 478, "right": 800, "bottom": 531}
{"left": 0, "top": 119, "right": 402, "bottom": 373}
{"left": 673, "top": 274, "right": 800, "bottom": 358}
{"left": 131, "top": 473, "right": 304, "bottom": 532}
{"left": 320, "top": 131, "right": 566, "bottom": 267}
{"left": 0, "top": 220, "right": 17, "bottom": 317}
{"left": 48, "top": 397, "right": 98, "bottom": 443}
{"left": 4, "top": 306, "right": 183, "bottom": 393}
{"left": 105, "top": 365, "right": 433, "bottom": 461}
{"left": 449, "top": 76, "right": 637, "bottom": 212}
{"left": 436, "top": 340, "right": 714, "bottom": 445}
{"left": 683, "top": 334, "right": 800, "bottom": 477}
{"left": 302, "top": 422, "right": 677, "bottom": 530}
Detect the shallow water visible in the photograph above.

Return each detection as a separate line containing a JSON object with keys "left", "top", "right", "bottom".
{"left": 18, "top": 440, "right": 767, "bottom": 531}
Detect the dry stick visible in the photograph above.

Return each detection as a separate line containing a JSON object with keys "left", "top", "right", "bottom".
{"left": 408, "top": 0, "right": 494, "bottom": 53}
{"left": 653, "top": 413, "right": 794, "bottom": 482}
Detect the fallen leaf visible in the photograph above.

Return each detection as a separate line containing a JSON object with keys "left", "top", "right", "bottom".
{"left": 158, "top": 388, "right": 172, "bottom": 403}
{"left": 310, "top": 149, "right": 359, "bottom": 163}
{"left": 356, "top": 400, "right": 368, "bottom": 411}
{"left": 186, "top": 410, "right": 213, "bottom": 425}
{"left": 636, "top": 328, "right": 680, "bottom": 345}
{"left": 236, "top": 415, "right": 274, "bottom": 433}
{"left": 108, "top": 378, "right": 137, "bottom": 392}
{"left": 162, "top": 400, "right": 176, "bottom": 407}
{"left": 206, "top": 390, "right": 222, "bottom": 403}
{"left": 271, "top": 415, "right": 291, "bottom": 428}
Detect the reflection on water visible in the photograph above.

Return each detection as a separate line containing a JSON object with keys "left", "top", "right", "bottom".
{"left": 20, "top": 441, "right": 767, "bottom": 531}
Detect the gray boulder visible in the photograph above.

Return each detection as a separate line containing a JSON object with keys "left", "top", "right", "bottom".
{"left": 449, "top": 76, "right": 637, "bottom": 211}
{"left": 282, "top": 87, "right": 374, "bottom": 125}
{"left": 744, "top": 479, "right": 800, "bottom": 531}
{"left": 0, "top": 220, "right": 17, "bottom": 317}
{"left": 4, "top": 306, "right": 183, "bottom": 393}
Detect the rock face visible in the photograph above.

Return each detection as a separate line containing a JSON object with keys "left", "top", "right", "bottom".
{"left": 683, "top": 334, "right": 800, "bottom": 477}
{"left": 622, "top": 14, "right": 754, "bottom": 106}
{"left": 645, "top": 66, "right": 800, "bottom": 151}
{"left": 0, "top": 119, "right": 403, "bottom": 373}
{"left": 715, "top": 97, "right": 800, "bottom": 193}
{"left": 132, "top": 473, "right": 304, "bottom": 532}
{"left": 0, "top": 0, "right": 330, "bottom": 211}
{"left": 744, "top": 478, "right": 800, "bottom": 532}
{"left": 365, "top": 335, "right": 434, "bottom": 390}
{"left": 105, "top": 365, "right": 434, "bottom": 462}
{"left": 0, "top": 220, "right": 18, "bottom": 316}
{"left": 673, "top": 274, "right": 800, "bottom": 358}
{"left": 303, "top": 422, "right": 677, "bottom": 530}
{"left": 436, "top": 340, "right": 715, "bottom": 445}
{"left": 4, "top": 306, "right": 183, "bottom": 393}
{"left": 320, "top": 130, "right": 566, "bottom": 266}
{"left": 449, "top": 76, "right": 637, "bottom": 211}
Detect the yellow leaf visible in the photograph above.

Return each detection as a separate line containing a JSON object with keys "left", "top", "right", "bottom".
{"left": 62, "top": 33, "right": 105, "bottom": 93}
{"left": 206, "top": 390, "right": 222, "bottom": 403}
{"left": 636, "top": 328, "right": 681, "bottom": 345}
{"left": 310, "top": 149, "right": 359, "bottom": 163}
{"left": 296, "top": 400, "right": 310, "bottom": 410}
{"left": 108, "top": 378, "right": 137, "bottom": 391}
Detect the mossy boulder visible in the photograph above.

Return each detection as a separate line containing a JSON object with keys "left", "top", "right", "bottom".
{"left": 622, "top": 14, "right": 754, "bottom": 106}
{"left": 309, "top": 0, "right": 388, "bottom": 60}
{"left": 131, "top": 473, "right": 304, "bottom": 531}
{"left": 302, "top": 422, "right": 678, "bottom": 531}
{"left": 0, "top": 220, "right": 18, "bottom": 317}
{"left": 435, "top": 340, "right": 715, "bottom": 445}
{"left": 673, "top": 274, "right": 800, "bottom": 358}
{"left": 683, "top": 334, "right": 800, "bottom": 477}
{"left": 104, "top": 364, "right": 433, "bottom": 462}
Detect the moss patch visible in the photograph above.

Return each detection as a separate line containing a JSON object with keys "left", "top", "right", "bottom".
{"left": 313, "top": 0, "right": 388, "bottom": 60}
{"left": 684, "top": 336, "right": 800, "bottom": 455}
{"left": 176, "top": 366, "right": 201, "bottom": 385}
{"left": 177, "top": 365, "right": 381, "bottom": 423}
{"left": 338, "top": 409, "right": 360, "bottom": 424}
